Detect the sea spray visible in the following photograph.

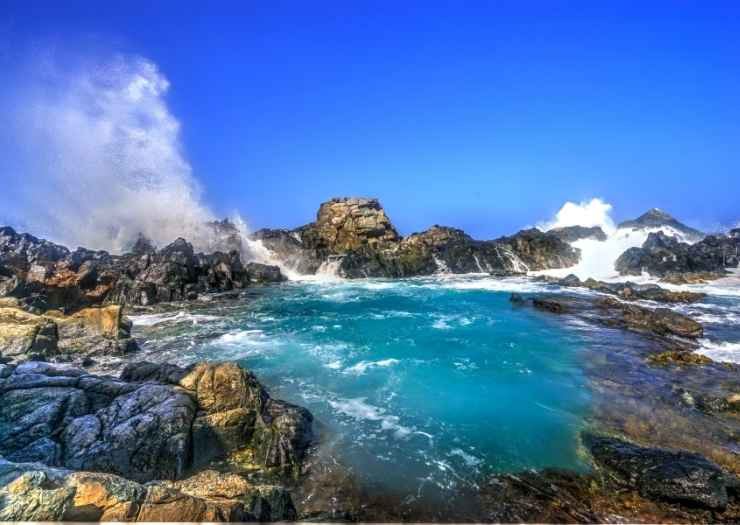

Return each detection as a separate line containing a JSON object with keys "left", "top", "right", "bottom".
{"left": 537, "top": 198, "right": 701, "bottom": 281}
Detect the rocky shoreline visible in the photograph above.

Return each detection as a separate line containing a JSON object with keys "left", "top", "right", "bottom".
{"left": 1, "top": 197, "right": 739, "bottom": 521}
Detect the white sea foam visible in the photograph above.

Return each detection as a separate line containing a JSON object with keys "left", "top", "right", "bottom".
{"left": 130, "top": 311, "right": 219, "bottom": 327}
{"left": 536, "top": 198, "right": 705, "bottom": 281}
{"left": 329, "top": 397, "right": 414, "bottom": 439}
{"left": 696, "top": 339, "right": 740, "bottom": 364}
{"left": 344, "top": 358, "right": 400, "bottom": 375}
{"left": 449, "top": 448, "right": 482, "bottom": 467}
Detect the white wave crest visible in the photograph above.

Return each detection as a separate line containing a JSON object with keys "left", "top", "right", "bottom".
{"left": 696, "top": 339, "right": 740, "bottom": 364}
{"left": 344, "top": 358, "right": 400, "bottom": 375}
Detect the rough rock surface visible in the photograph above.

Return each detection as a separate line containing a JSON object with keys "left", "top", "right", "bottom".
{"left": 0, "top": 459, "right": 295, "bottom": 521}
{"left": 0, "top": 361, "right": 312, "bottom": 484}
{"left": 584, "top": 433, "right": 740, "bottom": 510}
{"left": 616, "top": 230, "right": 739, "bottom": 278}
{"left": 479, "top": 434, "right": 740, "bottom": 523}
{"left": 520, "top": 293, "right": 704, "bottom": 339}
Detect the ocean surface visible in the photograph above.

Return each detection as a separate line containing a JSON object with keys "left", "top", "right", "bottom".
{"left": 129, "top": 273, "right": 740, "bottom": 500}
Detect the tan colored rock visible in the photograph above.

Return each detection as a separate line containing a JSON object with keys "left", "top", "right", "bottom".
{"left": 0, "top": 307, "right": 58, "bottom": 358}
{"left": 308, "top": 197, "right": 400, "bottom": 254}
{"left": 52, "top": 304, "right": 126, "bottom": 339}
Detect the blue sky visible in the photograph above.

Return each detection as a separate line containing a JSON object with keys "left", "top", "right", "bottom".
{"left": 1, "top": 1, "right": 739, "bottom": 241}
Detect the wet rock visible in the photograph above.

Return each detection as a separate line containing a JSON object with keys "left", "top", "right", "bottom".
{"left": 245, "top": 262, "right": 286, "bottom": 284}
{"left": 648, "top": 350, "right": 713, "bottom": 366}
{"left": 249, "top": 229, "right": 322, "bottom": 275}
{"left": 553, "top": 275, "right": 706, "bottom": 303}
{"left": 660, "top": 271, "right": 729, "bottom": 284}
{"left": 532, "top": 297, "right": 567, "bottom": 313}
{"left": 549, "top": 225, "right": 607, "bottom": 243}
{"left": 596, "top": 297, "right": 703, "bottom": 338}
{"left": 495, "top": 228, "right": 581, "bottom": 272}
{"left": 584, "top": 433, "right": 740, "bottom": 510}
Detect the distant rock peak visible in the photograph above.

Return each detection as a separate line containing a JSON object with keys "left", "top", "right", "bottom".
{"left": 618, "top": 208, "right": 704, "bottom": 242}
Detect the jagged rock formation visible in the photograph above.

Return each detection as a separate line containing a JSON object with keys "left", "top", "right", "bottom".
{"left": 0, "top": 226, "right": 285, "bottom": 312}
{"left": 616, "top": 230, "right": 740, "bottom": 278}
{"left": 548, "top": 225, "right": 607, "bottom": 243}
{"left": 618, "top": 208, "right": 705, "bottom": 242}
{"left": 253, "top": 198, "right": 580, "bottom": 278}
{"left": 0, "top": 360, "right": 313, "bottom": 521}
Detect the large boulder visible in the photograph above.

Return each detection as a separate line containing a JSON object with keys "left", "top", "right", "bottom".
{"left": 0, "top": 304, "right": 136, "bottom": 364}
{"left": 584, "top": 434, "right": 740, "bottom": 510}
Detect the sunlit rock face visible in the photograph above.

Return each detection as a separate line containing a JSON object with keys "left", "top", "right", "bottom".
{"left": 299, "top": 197, "right": 401, "bottom": 256}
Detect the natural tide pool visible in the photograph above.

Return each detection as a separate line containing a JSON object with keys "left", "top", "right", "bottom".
{"left": 130, "top": 276, "right": 593, "bottom": 499}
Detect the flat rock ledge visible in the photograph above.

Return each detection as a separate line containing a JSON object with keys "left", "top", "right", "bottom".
{"left": 0, "top": 360, "right": 313, "bottom": 521}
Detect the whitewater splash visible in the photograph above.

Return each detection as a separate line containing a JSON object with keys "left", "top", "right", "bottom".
{"left": 536, "top": 198, "right": 697, "bottom": 281}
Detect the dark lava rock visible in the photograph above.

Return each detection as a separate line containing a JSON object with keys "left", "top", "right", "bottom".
{"left": 596, "top": 297, "right": 703, "bottom": 338}
{"left": 618, "top": 208, "right": 705, "bottom": 243}
{"left": 245, "top": 262, "right": 286, "bottom": 284}
{"left": 616, "top": 230, "right": 739, "bottom": 278}
{"left": 551, "top": 274, "right": 706, "bottom": 303}
{"left": 549, "top": 225, "right": 607, "bottom": 243}
{"left": 584, "top": 433, "right": 740, "bottom": 510}
{"left": 0, "top": 225, "right": 271, "bottom": 311}
{"left": 533, "top": 297, "right": 567, "bottom": 313}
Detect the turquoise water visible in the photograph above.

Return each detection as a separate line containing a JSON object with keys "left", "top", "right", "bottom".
{"left": 131, "top": 277, "right": 592, "bottom": 497}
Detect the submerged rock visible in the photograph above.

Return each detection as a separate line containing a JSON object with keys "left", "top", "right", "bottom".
{"left": 584, "top": 433, "right": 740, "bottom": 510}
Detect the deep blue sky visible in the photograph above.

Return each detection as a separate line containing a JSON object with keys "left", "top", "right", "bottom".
{"left": 1, "top": 1, "right": 739, "bottom": 238}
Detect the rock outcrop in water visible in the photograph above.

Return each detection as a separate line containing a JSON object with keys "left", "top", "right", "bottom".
{"left": 618, "top": 208, "right": 705, "bottom": 242}
{"left": 548, "top": 225, "right": 607, "bottom": 243}
{"left": 252, "top": 198, "right": 580, "bottom": 278}
{"left": 0, "top": 360, "right": 313, "bottom": 521}
{"left": 616, "top": 230, "right": 740, "bottom": 278}
{"left": 539, "top": 274, "right": 707, "bottom": 303}
{"left": 480, "top": 433, "right": 740, "bottom": 522}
